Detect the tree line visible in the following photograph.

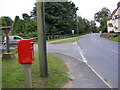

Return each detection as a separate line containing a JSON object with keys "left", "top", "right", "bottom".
{"left": 1, "top": 2, "right": 111, "bottom": 38}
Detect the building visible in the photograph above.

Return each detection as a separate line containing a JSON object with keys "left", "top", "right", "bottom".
{"left": 107, "top": 2, "right": 120, "bottom": 33}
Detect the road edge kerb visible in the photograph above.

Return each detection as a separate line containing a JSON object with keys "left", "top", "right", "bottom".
{"left": 75, "top": 41, "right": 113, "bottom": 89}
{"left": 48, "top": 51, "right": 112, "bottom": 88}
{"left": 47, "top": 36, "right": 80, "bottom": 44}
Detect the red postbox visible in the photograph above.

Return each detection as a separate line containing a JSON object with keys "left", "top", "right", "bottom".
{"left": 18, "top": 39, "right": 34, "bottom": 64}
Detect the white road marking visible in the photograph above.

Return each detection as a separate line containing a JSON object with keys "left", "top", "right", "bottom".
{"left": 105, "top": 47, "right": 119, "bottom": 53}
{"left": 74, "top": 41, "right": 112, "bottom": 88}
{"left": 91, "top": 36, "right": 119, "bottom": 54}
{"left": 86, "top": 63, "right": 113, "bottom": 89}
{"left": 83, "top": 59, "right": 88, "bottom": 63}
{"left": 74, "top": 42, "right": 87, "bottom": 63}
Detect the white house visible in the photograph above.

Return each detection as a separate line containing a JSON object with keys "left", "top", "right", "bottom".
{"left": 107, "top": 2, "right": 120, "bottom": 33}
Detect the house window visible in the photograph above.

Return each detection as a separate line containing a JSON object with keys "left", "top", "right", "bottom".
{"left": 108, "top": 23, "right": 113, "bottom": 27}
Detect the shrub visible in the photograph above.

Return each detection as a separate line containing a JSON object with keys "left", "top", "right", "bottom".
{"left": 112, "top": 34, "right": 119, "bottom": 37}
{"left": 27, "top": 32, "right": 38, "bottom": 37}
{"left": 109, "top": 30, "right": 115, "bottom": 33}
{"left": 15, "top": 33, "right": 27, "bottom": 37}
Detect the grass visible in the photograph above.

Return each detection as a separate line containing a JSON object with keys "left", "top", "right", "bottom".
{"left": 0, "top": 55, "right": 2, "bottom": 89}
{"left": 34, "top": 33, "right": 91, "bottom": 44}
{"left": 2, "top": 51, "right": 71, "bottom": 88}
{"left": 34, "top": 36, "right": 80, "bottom": 44}
{"left": 34, "top": 36, "right": 81, "bottom": 44}
{"left": 109, "top": 36, "right": 120, "bottom": 42}
{"left": 50, "top": 36, "right": 81, "bottom": 44}
{"left": 101, "top": 33, "right": 120, "bottom": 42}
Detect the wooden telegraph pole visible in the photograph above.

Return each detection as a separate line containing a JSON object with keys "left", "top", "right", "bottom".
{"left": 37, "top": 1, "right": 48, "bottom": 77}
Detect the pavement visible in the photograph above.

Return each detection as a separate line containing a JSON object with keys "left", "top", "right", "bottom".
{"left": 50, "top": 52, "right": 109, "bottom": 88}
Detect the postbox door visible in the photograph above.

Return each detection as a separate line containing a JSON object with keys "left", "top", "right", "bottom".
{"left": 18, "top": 39, "right": 34, "bottom": 64}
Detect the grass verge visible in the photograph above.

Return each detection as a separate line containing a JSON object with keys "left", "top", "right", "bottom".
{"left": 2, "top": 51, "right": 71, "bottom": 88}
{"left": 109, "top": 36, "right": 120, "bottom": 42}
{"left": 50, "top": 36, "right": 81, "bottom": 44}
{"left": 0, "top": 55, "right": 2, "bottom": 89}
{"left": 101, "top": 33, "right": 120, "bottom": 42}
{"left": 35, "top": 33, "right": 91, "bottom": 44}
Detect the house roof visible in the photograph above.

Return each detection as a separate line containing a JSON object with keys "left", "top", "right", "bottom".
{"left": 107, "top": 9, "right": 117, "bottom": 20}
{"left": 108, "top": 2, "right": 120, "bottom": 20}
{"left": 111, "top": 9, "right": 118, "bottom": 17}
{"left": 117, "top": 1, "right": 120, "bottom": 8}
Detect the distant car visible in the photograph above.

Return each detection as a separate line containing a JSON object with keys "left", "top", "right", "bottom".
{"left": 3, "top": 36, "right": 24, "bottom": 46}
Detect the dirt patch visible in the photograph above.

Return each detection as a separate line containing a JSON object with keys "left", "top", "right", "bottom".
{"left": 100, "top": 33, "right": 119, "bottom": 38}
{"left": 62, "top": 62, "right": 75, "bottom": 88}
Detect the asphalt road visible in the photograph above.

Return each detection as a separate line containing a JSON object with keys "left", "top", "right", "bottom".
{"left": 76, "top": 33, "right": 119, "bottom": 88}
{"left": 46, "top": 33, "right": 119, "bottom": 88}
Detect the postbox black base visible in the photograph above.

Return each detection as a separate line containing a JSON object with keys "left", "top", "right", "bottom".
{"left": 21, "top": 63, "right": 32, "bottom": 64}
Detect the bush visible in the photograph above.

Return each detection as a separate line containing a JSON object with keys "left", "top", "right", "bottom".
{"left": 112, "top": 34, "right": 119, "bottom": 37}
{"left": 27, "top": 32, "right": 38, "bottom": 37}
{"left": 14, "top": 33, "right": 27, "bottom": 37}
{"left": 12, "top": 32, "right": 38, "bottom": 38}
{"left": 109, "top": 30, "right": 115, "bottom": 33}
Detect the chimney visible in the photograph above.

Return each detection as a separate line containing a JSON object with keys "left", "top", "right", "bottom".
{"left": 117, "top": 1, "right": 120, "bottom": 8}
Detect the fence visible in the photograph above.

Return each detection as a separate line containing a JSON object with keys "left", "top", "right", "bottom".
{"left": 32, "top": 34, "right": 79, "bottom": 42}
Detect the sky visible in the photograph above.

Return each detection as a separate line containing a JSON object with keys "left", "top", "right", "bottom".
{"left": 0, "top": 0, "right": 119, "bottom": 21}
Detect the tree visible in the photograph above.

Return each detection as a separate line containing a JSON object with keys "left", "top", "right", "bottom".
{"left": 12, "top": 15, "right": 37, "bottom": 37}
{"left": 76, "top": 16, "right": 85, "bottom": 34}
{"left": 94, "top": 7, "right": 111, "bottom": 32}
{"left": 0, "top": 17, "right": 7, "bottom": 26}
{"left": 90, "top": 20, "right": 98, "bottom": 33}
{"left": 22, "top": 13, "right": 30, "bottom": 21}
{"left": 22, "top": 13, "right": 37, "bottom": 37}
{"left": 75, "top": 16, "right": 98, "bottom": 34}
{"left": 2, "top": 16, "right": 13, "bottom": 26}
{"left": 0, "top": 17, "right": 7, "bottom": 36}
{"left": 12, "top": 1, "right": 78, "bottom": 37}
{"left": 31, "top": 2, "right": 78, "bottom": 35}
{"left": 23, "top": 19, "right": 37, "bottom": 37}
{"left": 100, "top": 17, "right": 108, "bottom": 32}
{"left": 83, "top": 18, "right": 92, "bottom": 33}
{"left": 12, "top": 16, "right": 24, "bottom": 34}
{"left": 31, "top": 3, "right": 37, "bottom": 21}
